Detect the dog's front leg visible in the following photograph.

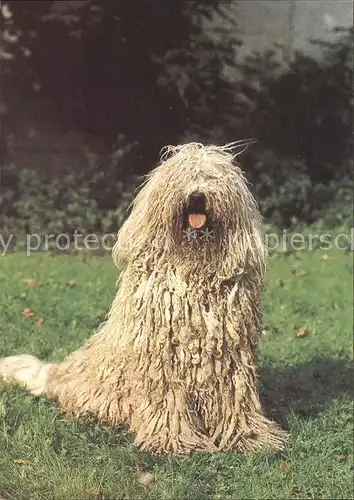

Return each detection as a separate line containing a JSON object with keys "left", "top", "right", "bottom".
{"left": 129, "top": 386, "right": 217, "bottom": 455}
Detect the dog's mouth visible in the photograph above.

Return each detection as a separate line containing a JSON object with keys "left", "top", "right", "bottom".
{"left": 183, "top": 191, "right": 211, "bottom": 237}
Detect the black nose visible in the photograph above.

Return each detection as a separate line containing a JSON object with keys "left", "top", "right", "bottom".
{"left": 188, "top": 191, "right": 206, "bottom": 212}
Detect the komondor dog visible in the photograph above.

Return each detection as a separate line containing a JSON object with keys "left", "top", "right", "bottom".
{"left": 0, "top": 142, "right": 288, "bottom": 455}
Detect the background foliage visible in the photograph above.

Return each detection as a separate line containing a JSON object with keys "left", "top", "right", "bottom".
{"left": 0, "top": 1, "right": 352, "bottom": 234}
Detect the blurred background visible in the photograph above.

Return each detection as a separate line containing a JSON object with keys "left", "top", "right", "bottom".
{"left": 0, "top": 0, "right": 352, "bottom": 238}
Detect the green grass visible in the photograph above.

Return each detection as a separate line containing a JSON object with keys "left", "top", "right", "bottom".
{"left": 0, "top": 244, "right": 353, "bottom": 499}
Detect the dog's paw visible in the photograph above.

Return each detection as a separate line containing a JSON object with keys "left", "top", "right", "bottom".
{"left": 0, "top": 354, "right": 51, "bottom": 396}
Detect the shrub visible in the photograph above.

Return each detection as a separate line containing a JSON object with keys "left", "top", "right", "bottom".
{"left": 0, "top": 142, "right": 138, "bottom": 237}
{"left": 239, "top": 27, "right": 352, "bottom": 178}
{"left": 234, "top": 27, "right": 353, "bottom": 226}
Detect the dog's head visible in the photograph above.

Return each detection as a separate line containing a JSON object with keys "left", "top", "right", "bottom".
{"left": 113, "top": 142, "right": 266, "bottom": 280}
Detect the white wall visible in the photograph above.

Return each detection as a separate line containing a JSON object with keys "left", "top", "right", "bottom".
{"left": 208, "top": 0, "right": 353, "bottom": 59}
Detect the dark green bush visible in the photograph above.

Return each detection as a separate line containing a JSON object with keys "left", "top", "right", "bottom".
{"left": 234, "top": 27, "right": 353, "bottom": 226}
{"left": 242, "top": 148, "right": 351, "bottom": 228}
{"left": 0, "top": 145, "right": 138, "bottom": 237}
{"left": 1, "top": 153, "right": 351, "bottom": 238}
{"left": 239, "top": 27, "right": 353, "bottom": 185}
{"left": 13, "top": 169, "right": 100, "bottom": 234}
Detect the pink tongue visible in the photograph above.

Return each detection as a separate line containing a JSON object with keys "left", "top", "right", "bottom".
{"left": 188, "top": 213, "right": 207, "bottom": 229}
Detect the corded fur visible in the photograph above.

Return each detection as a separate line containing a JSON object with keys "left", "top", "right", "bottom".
{"left": 0, "top": 142, "right": 288, "bottom": 455}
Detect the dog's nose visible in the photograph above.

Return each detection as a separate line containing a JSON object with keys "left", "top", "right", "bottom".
{"left": 188, "top": 191, "right": 206, "bottom": 212}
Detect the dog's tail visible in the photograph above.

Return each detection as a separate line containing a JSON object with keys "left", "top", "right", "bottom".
{"left": 0, "top": 354, "right": 53, "bottom": 396}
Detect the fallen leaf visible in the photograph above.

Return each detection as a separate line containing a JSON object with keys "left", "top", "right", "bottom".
{"left": 333, "top": 454, "right": 346, "bottom": 461}
{"left": 37, "top": 317, "right": 45, "bottom": 326}
{"left": 283, "top": 461, "right": 292, "bottom": 473}
{"left": 321, "top": 254, "right": 329, "bottom": 261}
{"left": 296, "top": 327, "right": 308, "bottom": 338}
{"left": 13, "top": 458, "right": 34, "bottom": 466}
{"left": 66, "top": 281, "right": 79, "bottom": 287}
{"left": 21, "top": 308, "right": 35, "bottom": 318}
{"left": 23, "top": 279, "right": 41, "bottom": 286}
{"left": 296, "top": 270, "right": 307, "bottom": 277}
{"left": 136, "top": 472, "right": 154, "bottom": 487}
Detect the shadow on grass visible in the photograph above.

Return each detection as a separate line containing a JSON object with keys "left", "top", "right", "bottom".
{"left": 260, "top": 357, "right": 354, "bottom": 426}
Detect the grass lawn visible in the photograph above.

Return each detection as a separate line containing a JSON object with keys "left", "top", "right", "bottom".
{"left": 0, "top": 244, "right": 352, "bottom": 499}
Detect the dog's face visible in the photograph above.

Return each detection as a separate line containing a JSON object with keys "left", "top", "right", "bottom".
{"left": 177, "top": 183, "right": 228, "bottom": 247}
{"left": 114, "top": 142, "right": 266, "bottom": 277}
{"left": 167, "top": 152, "right": 257, "bottom": 249}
